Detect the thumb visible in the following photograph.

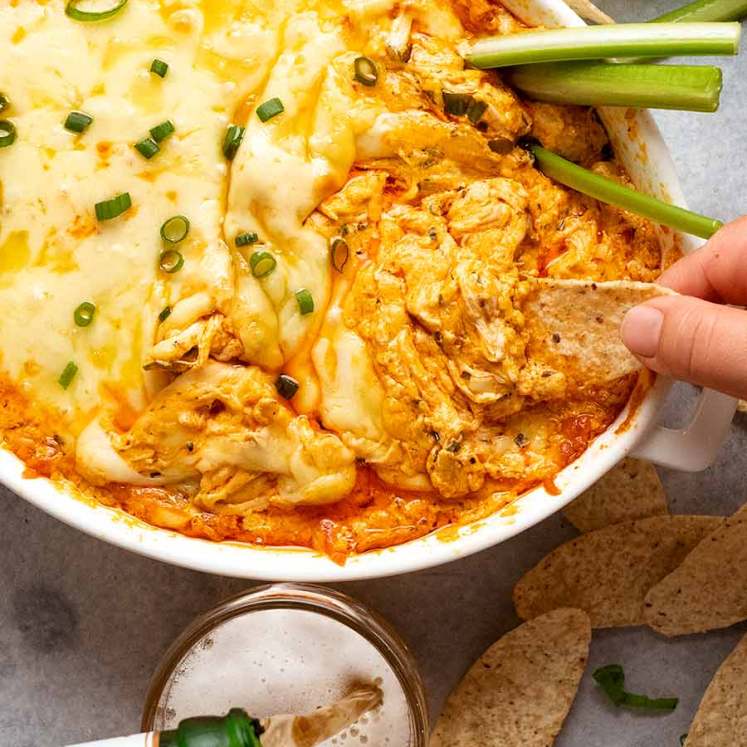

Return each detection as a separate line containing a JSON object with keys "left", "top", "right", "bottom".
{"left": 620, "top": 295, "right": 747, "bottom": 399}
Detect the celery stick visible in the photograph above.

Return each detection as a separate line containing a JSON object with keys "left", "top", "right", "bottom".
{"left": 529, "top": 145, "right": 722, "bottom": 239}
{"left": 507, "top": 63, "right": 722, "bottom": 112}
{"left": 465, "top": 22, "right": 740, "bottom": 69}
{"left": 654, "top": 0, "right": 747, "bottom": 23}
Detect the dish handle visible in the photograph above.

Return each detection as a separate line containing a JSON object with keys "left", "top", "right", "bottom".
{"left": 631, "top": 387, "right": 736, "bottom": 471}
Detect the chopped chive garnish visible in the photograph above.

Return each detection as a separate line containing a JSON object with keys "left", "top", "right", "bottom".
{"left": 222, "top": 124, "right": 245, "bottom": 160}
{"left": 65, "top": 0, "right": 128, "bottom": 22}
{"left": 464, "top": 22, "right": 741, "bottom": 69}
{"left": 528, "top": 144, "right": 722, "bottom": 239}
{"left": 73, "top": 301, "right": 96, "bottom": 327}
{"left": 442, "top": 91, "right": 473, "bottom": 116}
{"left": 295, "top": 288, "right": 314, "bottom": 315}
{"left": 0, "top": 94, "right": 10, "bottom": 113}
{"left": 488, "top": 137, "right": 514, "bottom": 154}
{"left": 58, "top": 361, "right": 78, "bottom": 389}
{"left": 353, "top": 56, "right": 378, "bottom": 86}
{"left": 593, "top": 665, "right": 678, "bottom": 712}
{"left": 250, "top": 250, "right": 277, "bottom": 278}
{"left": 235, "top": 231, "right": 258, "bottom": 247}
{"left": 256, "top": 97, "right": 284, "bottom": 122}
{"left": 466, "top": 98, "right": 488, "bottom": 124}
{"left": 0, "top": 120, "right": 16, "bottom": 149}
{"left": 150, "top": 120, "right": 175, "bottom": 143}
{"left": 654, "top": 0, "right": 747, "bottom": 23}
{"left": 159, "top": 249, "right": 184, "bottom": 273}
{"left": 150, "top": 58, "right": 168, "bottom": 77}
{"left": 135, "top": 137, "right": 159, "bottom": 159}
{"left": 160, "top": 215, "right": 190, "bottom": 243}
{"left": 507, "top": 62, "right": 723, "bottom": 112}
{"left": 64, "top": 111, "right": 93, "bottom": 134}
{"left": 330, "top": 237, "right": 349, "bottom": 272}
{"left": 158, "top": 306, "right": 172, "bottom": 323}
{"left": 95, "top": 192, "right": 131, "bottom": 221}
{"left": 275, "top": 373, "right": 299, "bottom": 400}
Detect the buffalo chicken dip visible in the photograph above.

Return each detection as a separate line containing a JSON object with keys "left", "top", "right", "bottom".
{"left": 0, "top": 0, "right": 670, "bottom": 561}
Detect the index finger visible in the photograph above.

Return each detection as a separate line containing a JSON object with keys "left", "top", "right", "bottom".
{"left": 659, "top": 216, "right": 747, "bottom": 304}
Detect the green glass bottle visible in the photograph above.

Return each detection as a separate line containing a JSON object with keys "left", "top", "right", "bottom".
{"left": 158, "top": 709, "right": 263, "bottom": 747}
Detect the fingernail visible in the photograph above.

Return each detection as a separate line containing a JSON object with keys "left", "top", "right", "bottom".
{"left": 621, "top": 305, "right": 663, "bottom": 358}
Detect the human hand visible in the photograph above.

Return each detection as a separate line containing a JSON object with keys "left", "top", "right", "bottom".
{"left": 621, "top": 217, "right": 747, "bottom": 399}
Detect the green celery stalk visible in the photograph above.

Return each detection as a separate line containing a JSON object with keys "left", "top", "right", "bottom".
{"left": 464, "top": 22, "right": 740, "bottom": 68}
{"left": 619, "top": 0, "right": 747, "bottom": 62}
{"left": 654, "top": 0, "right": 747, "bottom": 23}
{"left": 529, "top": 144, "right": 722, "bottom": 239}
{"left": 507, "top": 62, "right": 722, "bottom": 112}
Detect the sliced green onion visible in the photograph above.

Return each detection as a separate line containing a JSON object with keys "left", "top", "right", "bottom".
{"left": 442, "top": 91, "right": 473, "bottom": 116}
{"left": 222, "top": 124, "right": 245, "bottom": 160}
{"left": 150, "top": 58, "right": 168, "bottom": 77}
{"left": 466, "top": 98, "right": 488, "bottom": 124}
{"left": 275, "top": 374, "right": 299, "bottom": 400}
{"left": 250, "top": 250, "right": 277, "bottom": 278}
{"left": 58, "top": 361, "right": 79, "bottom": 390}
{"left": 330, "top": 237, "right": 349, "bottom": 272}
{"left": 0, "top": 94, "right": 10, "bottom": 113}
{"left": 73, "top": 301, "right": 96, "bottom": 327}
{"left": 65, "top": 0, "right": 128, "bottom": 22}
{"left": 295, "top": 288, "right": 314, "bottom": 315}
{"left": 160, "top": 215, "right": 190, "bottom": 243}
{"left": 354, "top": 56, "right": 378, "bottom": 86}
{"left": 507, "top": 63, "right": 723, "bottom": 112}
{"left": 64, "top": 111, "right": 94, "bottom": 133}
{"left": 149, "top": 120, "right": 175, "bottom": 143}
{"left": 593, "top": 665, "right": 678, "bottom": 712}
{"left": 654, "top": 0, "right": 747, "bottom": 23}
{"left": 488, "top": 137, "right": 514, "bottom": 154}
{"left": 256, "top": 97, "right": 284, "bottom": 122}
{"left": 95, "top": 192, "right": 131, "bottom": 221}
{"left": 235, "top": 231, "right": 258, "bottom": 247}
{"left": 0, "top": 120, "right": 16, "bottom": 149}
{"left": 135, "top": 137, "right": 159, "bottom": 159}
{"left": 465, "top": 22, "right": 741, "bottom": 68}
{"left": 528, "top": 144, "right": 722, "bottom": 239}
{"left": 158, "top": 306, "right": 172, "bottom": 323}
{"left": 159, "top": 250, "right": 184, "bottom": 273}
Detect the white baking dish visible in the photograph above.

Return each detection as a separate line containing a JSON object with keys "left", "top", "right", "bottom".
{"left": 5, "top": 0, "right": 736, "bottom": 581}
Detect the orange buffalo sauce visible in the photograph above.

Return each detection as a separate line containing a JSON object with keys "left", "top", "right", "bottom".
{"left": 0, "top": 369, "right": 643, "bottom": 564}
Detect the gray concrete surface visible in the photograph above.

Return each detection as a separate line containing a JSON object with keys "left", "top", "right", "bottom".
{"left": 2, "top": 1, "right": 747, "bottom": 744}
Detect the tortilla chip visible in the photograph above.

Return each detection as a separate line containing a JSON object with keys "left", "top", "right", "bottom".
{"left": 644, "top": 505, "right": 747, "bottom": 637}
{"left": 523, "top": 280, "right": 674, "bottom": 387}
{"left": 684, "top": 632, "right": 747, "bottom": 746}
{"left": 430, "top": 608, "right": 590, "bottom": 746}
{"left": 737, "top": 399, "right": 747, "bottom": 413}
{"left": 565, "top": 0, "right": 614, "bottom": 24}
{"left": 563, "top": 458, "right": 668, "bottom": 533}
{"left": 514, "top": 515, "right": 722, "bottom": 628}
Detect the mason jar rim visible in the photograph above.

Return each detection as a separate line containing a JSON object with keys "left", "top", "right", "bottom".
{"left": 141, "top": 582, "right": 429, "bottom": 745}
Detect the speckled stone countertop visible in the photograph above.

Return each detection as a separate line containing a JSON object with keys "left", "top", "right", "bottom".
{"left": 3, "top": 2, "right": 747, "bottom": 745}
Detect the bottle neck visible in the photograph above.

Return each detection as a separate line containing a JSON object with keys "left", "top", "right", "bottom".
{"left": 158, "top": 708, "right": 263, "bottom": 747}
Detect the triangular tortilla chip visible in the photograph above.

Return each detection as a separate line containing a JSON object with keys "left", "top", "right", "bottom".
{"left": 565, "top": 0, "right": 614, "bottom": 24}
{"left": 684, "top": 631, "right": 747, "bottom": 746}
{"left": 514, "top": 515, "right": 722, "bottom": 628}
{"left": 430, "top": 608, "right": 590, "bottom": 746}
{"left": 522, "top": 279, "right": 674, "bottom": 387}
{"left": 644, "top": 505, "right": 747, "bottom": 637}
{"left": 563, "top": 458, "right": 668, "bottom": 533}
